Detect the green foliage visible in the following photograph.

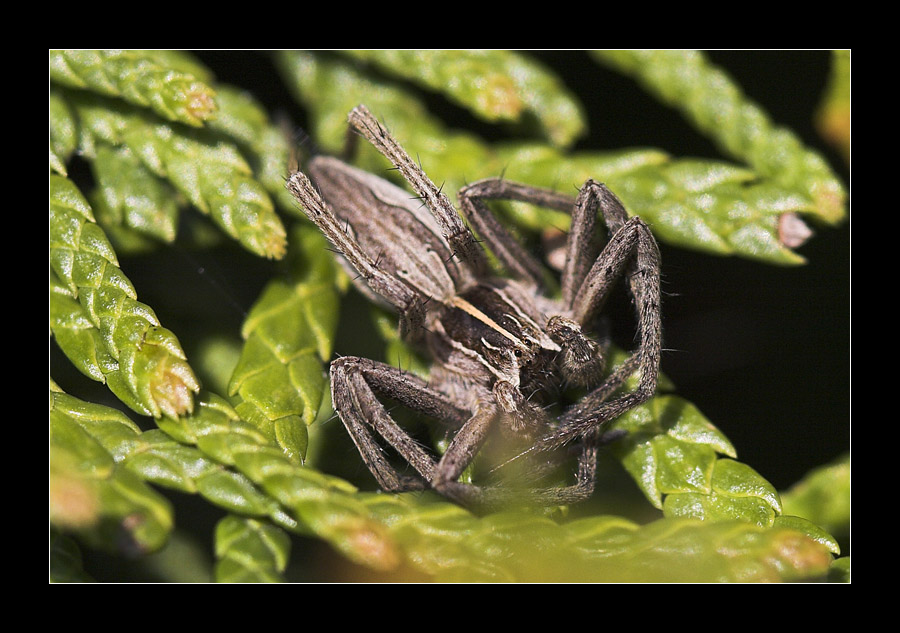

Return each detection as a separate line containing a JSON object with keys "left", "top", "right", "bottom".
{"left": 214, "top": 516, "right": 292, "bottom": 582}
{"left": 342, "top": 50, "right": 586, "bottom": 147}
{"left": 593, "top": 50, "right": 847, "bottom": 225}
{"left": 50, "top": 387, "right": 174, "bottom": 553}
{"left": 50, "top": 176, "right": 200, "bottom": 418}
{"left": 49, "top": 50, "right": 218, "bottom": 128}
{"left": 227, "top": 225, "right": 340, "bottom": 462}
{"left": 49, "top": 50, "right": 848, "bottom": 582}
{"left": 49, "top": 60, "right": 287, "bottom": 259}
{"left": 358, "top": 495, "right": 833, "bottom": 582}
{"left": 276, "top": 50, "right": 839, "bottom": 265}
{"left": 91, "top": 144, "right": 180, "bottom": 246}
{"left": 781, "top": 454, "right": 850, "bottom": 548}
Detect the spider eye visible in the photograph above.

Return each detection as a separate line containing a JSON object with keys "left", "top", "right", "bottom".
{"left": 514, "top": 349, "right": 522, "bottom": 357}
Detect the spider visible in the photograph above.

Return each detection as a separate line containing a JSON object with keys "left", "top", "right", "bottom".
{"left": 286, "top": 105, "right": 661, "bottom": 510}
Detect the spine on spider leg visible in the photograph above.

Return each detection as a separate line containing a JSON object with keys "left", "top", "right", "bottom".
{"left": 286, "top": 172, "right": 355, "bottom": 258}
{"left": 347, "top": 106, "right": 438, "bottom": 206}
{"left": 286, "top": 171, "right": 383, "bottom": 290}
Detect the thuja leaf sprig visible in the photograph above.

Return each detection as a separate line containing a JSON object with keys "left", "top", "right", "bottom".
{"left": 49, "top": 50, "right": 218, "bottom": 128}
{"left": 492, "top": 148, "right": 812, "bottom": 265}
{"left": 214, "top": 515, "right": 292, "bottom": 582}
{"left": 51, "top": 388, "right": 298, "bottom": 532}
{"left": 606, "top": 392, "right": 839, "bottom": 554}
{"left": 53, "top": 88, "right": 287, "bottom": 259}
{"left": 50, "top": 51, "right": 295, "bottom": 257}
{"left": 359, "top": 494, "right": 834, "bottom": 582}
{"left": 609, "top": 393, "right": 783, "bottom": 523}
{"left": 341, "top": 50, "right": 586, "bottom": 148}
{"left": 51, "top": 383, "right": 837, "bottom": 582}
{"left": 50, "top": 384, "right": 399, "bottom": 573}
{"left": 50, "top": 92, "right": 78, "bottom": 175}
{"left": 155, "top": 393, "right": 402, "bottom": 571}
{"left": 228, "top": 226, "right": 340, "bottom": 463}
{"left": 204, "top": 84, "right": 299, "bottom": 213}
{"left": 50, "top": 175, "right": 200, "bottom": 418}
{"left": 277, "top": 51, "right": 817, "bottom": 266}
{"left": 50, "top": 387, "right": 174, "bottom": 554}
{"left": 593, "top": 50, "right": 847, "bottom": 224}
{"left": 90, "top": 144, "right": 180, "bottom": 246}
{"left": 52, "top": 386, "right": 297, "bottom": 578}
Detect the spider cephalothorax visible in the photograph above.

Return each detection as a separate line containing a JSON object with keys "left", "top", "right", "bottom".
{"left": 287, "top": 105, "right": 661, "bottom": 509}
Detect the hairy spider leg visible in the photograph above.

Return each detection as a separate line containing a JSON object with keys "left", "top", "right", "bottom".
{"left": 457, "top": 179, "right": 574, "bottom": 289}
{"left": 549, "top": 214, "right": 662, "bottom": 448}
{"left": 456, "top": 178, "right": 627, "bottom": 388}
{"left": 288, "top": 106, "right": 664, "bottom": 510}
{"left": 330, "top": 357, "right": 541, "bottom": 509}
{"left": 425, "top": 178, "right": 635, "bottom": 506}
{"left": 330, "top": 357, "right": 470, "bottom": 491}
{"left": 561, "top": 180, "right": 629, "bottom": 307}
{"left": 450, "top": 179, "right": 661, "bottom": 504}
{"left": 484, "top": 210, "right": 660, "bottom": 492}
{"left": 348, "top": 105, "right": 488, "bottom": 275}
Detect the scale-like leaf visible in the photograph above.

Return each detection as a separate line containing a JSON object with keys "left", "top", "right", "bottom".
{"left": 50, "top": 387, "right": 834, "bottom": 582}
{"left": 55, "top": 88, "right": 287, "bottom": 259}
{"left": 493, "top": 147, "right": 812, "bottom": 264}
{"left": 361, "top": 495, "right": 833, "bottom": 582}
{"left": 277, "top": 51, "right": 812, "bottom": 265}
{"left": 51, "top": 389, "right": 298, "bottom": 530}
{"left": 50, "top": 386, "right": 143, "bottom": 459}
{"left": 662, "top": 459, "right": 782, "bottom": 525}
{"left": 228, "top": 226, "right": 339, "bottom": 462}
{"left": 610, "top": 394, "right": 783, "bottom": 526}
{"left": 564, "top": 515, "right": 833, "bottom": 583}
{"left": 593, "top": 50, "right": 847, "bottom": 224}
{"left": 773, "top": 515, "right": 840, "bottom": 555}
{"left": 90, "top": 144, "right": 179, "bottom": 245}
{"left": 50, "top": 405, "right": 173, "bottom": 554}
{"left": 49, "top": 50, "right": 217, "bottom": 127}
{"left": 204, "top": 84, "right": 298, "bottom": 212}
{"left": 214, "top": 516, "right": 291, "bottom": 582}
{"left": 781, "top": 454, "right": 850, "bottom": 543}
{"left": 275, "top": 50, "right": 493, "bottom": 178}
{"left": 342, "top": 50, "right": 586, "bottom": 147}
{"left": 155, "top": 392, "right": 399, "bottom": 571}
{"left": 50, "top": 175, "right": 199, "bottom": 417}
{"left": 53, "top": 385, "right": 363, "bottom": 578}
{"left": 50, "top": 92, "right": 78, "bottom": 175}
{"left": 607, "top": 161, "right": 812, "bottom": 264}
